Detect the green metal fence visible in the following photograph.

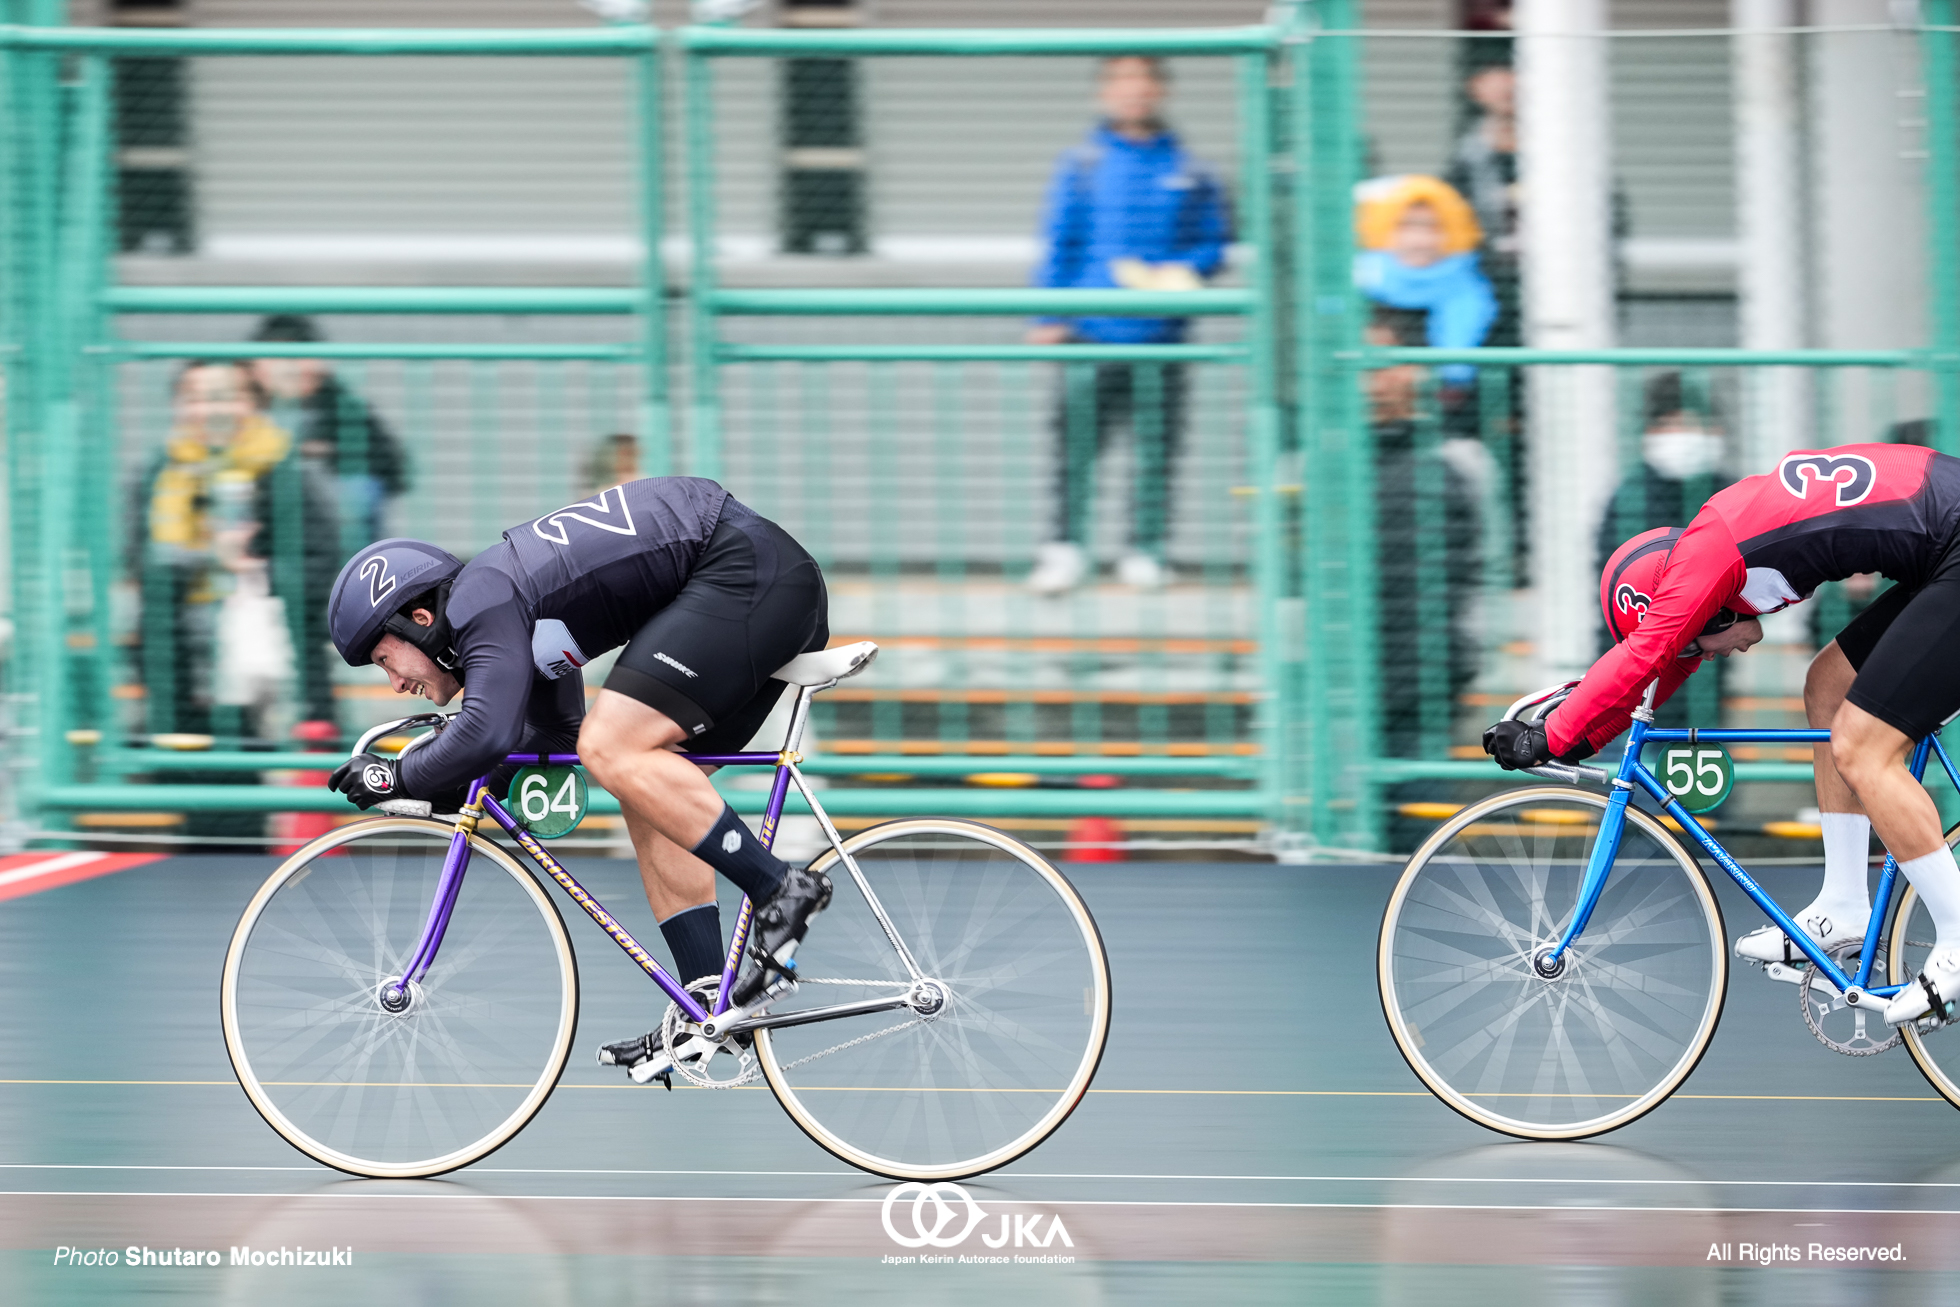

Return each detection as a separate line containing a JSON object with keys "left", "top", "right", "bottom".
{"left": 4, "top": 5, "right": 1960, "bottom": 856}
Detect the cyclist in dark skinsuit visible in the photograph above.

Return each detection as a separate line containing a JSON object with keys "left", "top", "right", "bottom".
{"left": 1485, "top": 443, "right": 1960, "bottom": 1026}
{"left": 323, "top": 477, "right": 833, "bottom": 1080}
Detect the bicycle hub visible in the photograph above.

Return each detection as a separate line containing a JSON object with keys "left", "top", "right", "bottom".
{"left": 1530, "top": 947, "right": 1568, "bottom": 980}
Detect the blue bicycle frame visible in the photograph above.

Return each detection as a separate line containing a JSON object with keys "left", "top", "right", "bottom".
{"left": 1543, "top": 689, "right": 1960, "bottom": 999}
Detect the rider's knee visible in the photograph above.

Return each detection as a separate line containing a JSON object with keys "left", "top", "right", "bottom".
{"left": 577, "top": 717, "right": 627, "bottom": 778}
{"left": 1829, "top": 723, "right": 1890, "bottom": 793}
{"left": 1804, "top": 651, "right": 1842, "bottom": 716}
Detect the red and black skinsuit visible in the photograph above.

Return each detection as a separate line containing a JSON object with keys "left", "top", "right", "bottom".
{"left": 1547, "top": 444, "right": 1960, "bottom": 759}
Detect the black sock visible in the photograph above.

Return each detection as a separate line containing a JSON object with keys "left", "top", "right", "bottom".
{"left": 659, "top": 902, "right": 726, "bottom": 986}
{"left": 690, "top": 803, "right": 790, "bottom": 903}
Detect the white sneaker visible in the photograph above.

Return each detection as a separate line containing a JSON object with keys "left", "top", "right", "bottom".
{"left": 1115, "top": 550, "right": 1167, "bottom": 589}
{"left": 1885, "top": 948, "right": 1960, "bottom": 1026}
{"left": 1734, "top": 906, "right": 1869, "bottom": 963}
{"left": 1027, "top": 542, "right": 1088, "bottom": 596}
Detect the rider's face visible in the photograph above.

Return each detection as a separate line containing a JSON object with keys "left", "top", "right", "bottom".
{"left": 373, "top": 612, "right": 461, "bottom": 705}
{"left": 1692, "top": 616, "right": 1763, "bottom": 660}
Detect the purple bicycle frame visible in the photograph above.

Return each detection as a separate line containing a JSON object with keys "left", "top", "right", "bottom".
{"left": 387, "top": 749, "right": 798, "bottom": 1025}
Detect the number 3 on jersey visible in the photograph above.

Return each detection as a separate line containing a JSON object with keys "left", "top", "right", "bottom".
{"left": 509, "top": 764, "right": 589, "bottom": 838}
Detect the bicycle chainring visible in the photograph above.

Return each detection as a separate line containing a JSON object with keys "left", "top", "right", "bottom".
{"left": 1799, "top": 944, "right": 1903, "bottom": 1057}
{"left": 661, "top": 978, "right": 760, "bottom": 1089}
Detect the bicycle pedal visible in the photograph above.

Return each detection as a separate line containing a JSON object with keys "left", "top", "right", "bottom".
{"left": 628, "top": 1057, "right": 675, "bottom": 1088}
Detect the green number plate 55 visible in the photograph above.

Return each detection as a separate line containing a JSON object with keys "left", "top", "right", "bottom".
{"left": 509, "top": 764, "right": 589, "bottom": 838}
{"left": 1658, "top": 744, "right": 1734, "bottom": 814}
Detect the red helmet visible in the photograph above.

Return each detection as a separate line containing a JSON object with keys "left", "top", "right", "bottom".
{"left": 1600, "top": 526, "right": 1743, "bottom": 649}
{"left": 1599, "top": 527, "right": 1683, "bottom": 643}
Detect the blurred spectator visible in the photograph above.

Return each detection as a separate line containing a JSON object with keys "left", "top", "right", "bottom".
{"left": 1025, "top": 55, "right": 1233, "bottom": 595}
{"left": 586, "top": 432, "right": 642, "bottom": 495}
{"left": 1354, "top": 175, "right": 1497, "bottom": 389}
{"left": 1593, "top": 371, "right": 1730, "bottom": 728}
{"left": 250, "top": 314, "right": 409, "bottom": 550}
{"left": 1366, "top": 308, "right": 1482, "bottom": 760}
{"left": 136, "top": 360, "right": 340, "bottom": 742}
{"left": 1592, "top": 372, "right": 1729, "bottom": 569}
{"left": 1443, "top": 61, "right": 1520, "bottom": 346}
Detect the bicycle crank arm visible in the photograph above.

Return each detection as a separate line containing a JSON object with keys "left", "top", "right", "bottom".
{"left": 709, "top": 993, "right": 916, "bottom": 1038}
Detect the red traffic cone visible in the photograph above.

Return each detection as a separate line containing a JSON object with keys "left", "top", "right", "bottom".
{"left": 1064, "top": 816, "right": 1125, "bottom": 862}
{"left": 273, "top": 719, "right": 340, "bottom": 857}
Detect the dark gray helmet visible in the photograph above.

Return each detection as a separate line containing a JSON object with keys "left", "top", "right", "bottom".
{"left": 327, "top": 538, "right": 464, "bottom": 669}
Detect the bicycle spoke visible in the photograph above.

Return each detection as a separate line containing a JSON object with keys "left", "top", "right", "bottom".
{"left": 757, "top": 820, "right": 1107, "bottom": 1179}
{"left": 1382, "top": 793, "right": 1724, "bottom": 1137}
{"left": 225, "top": 822, "right": 575, "bottom": 1176}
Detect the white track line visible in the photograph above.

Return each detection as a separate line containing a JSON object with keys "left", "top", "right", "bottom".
{"left": 0, "top": 852, "right": 105, "bottom": 887}
{"left": 4, "top": 1163, "right": 1960, "bottom": 1189}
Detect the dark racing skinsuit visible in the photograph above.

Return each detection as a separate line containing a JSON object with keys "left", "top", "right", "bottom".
{"left": 1548, "top": 444, "right": 1960, "bottom": 760}
{"left": 393, "top": 477, "right": 827, "bottom": 802}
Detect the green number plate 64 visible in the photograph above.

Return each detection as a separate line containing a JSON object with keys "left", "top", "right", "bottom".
{"left": 509, "top": 764, "right": 589, "bottom": 839}
{"left": 1658, "top": 744, "right": 1734, "bottom": 814}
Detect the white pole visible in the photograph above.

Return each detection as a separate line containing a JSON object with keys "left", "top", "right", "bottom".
{"left": 1517, "top": 0, "right": 1617, "bottom": 682}
{"left": 1733, "top": 0, "right": 1809, "bottom": 472}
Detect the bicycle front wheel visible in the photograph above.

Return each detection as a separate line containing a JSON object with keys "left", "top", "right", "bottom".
{"left": 220, "top": 818, "right": 579, "bottom": 1178}
{"left": 1379, "top": 788, "right": 1727, "bottom": 1139}
{"left": 755, "top": 819, "right": 1111, "bottom": 1180}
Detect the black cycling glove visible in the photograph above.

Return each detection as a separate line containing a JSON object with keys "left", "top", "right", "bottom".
{"left": 1483, "top": 720, "right": 1552, "bottom": 771}
{"left": 1482, "top": 721, "right": 1597, "bottom": 771}
{"left": 328, "top": 753, "right": 402, "bottom": 809}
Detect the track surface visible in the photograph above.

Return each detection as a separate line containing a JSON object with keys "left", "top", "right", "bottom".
{"left": 4, "top": 854, "right": 1959, "bottom": 1303}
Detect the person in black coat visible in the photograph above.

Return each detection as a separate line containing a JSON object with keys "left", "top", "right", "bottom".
{"left": 249, "top": 314, "right": 410, "bottom": 553}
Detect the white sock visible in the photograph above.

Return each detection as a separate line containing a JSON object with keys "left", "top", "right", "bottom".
{"left": 1807, "top": 812, "right": 1873, "bottom": 929}
{"left": 1899, "top": 845, "right": 1960, "bottom": 954}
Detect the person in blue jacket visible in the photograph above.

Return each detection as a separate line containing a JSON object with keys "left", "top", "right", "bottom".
{"left": 1026, "top": 55, "right": 1233, "bottom": 595}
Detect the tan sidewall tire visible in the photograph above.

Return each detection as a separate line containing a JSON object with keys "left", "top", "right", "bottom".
{"left": 1890, "top": 825, "right": 1960, "bottom": 1110}
{"left": 755, "top": 818, "right": 1112, "bottom": 1180}
{"left": 1378, "top": 786, "right": 1728, "bottom": 1140}
{"left": 219, "top": 817, "right": 579, "bottom": 1178}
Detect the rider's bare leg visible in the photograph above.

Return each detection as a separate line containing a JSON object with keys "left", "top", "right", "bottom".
{"left": 579, "top": 688, "right": 793, "bottom": 906}
{"left": 1838, "top": 699, "right": 1960, "bottom": 1023}
{"left": 580, "top": 692, "right": 725, "bottom": 850}
{"left": 1797, "top": 643, "right": 1872, "bottom": 935}
{"left": 1806, "top": 641, "right": 1863, "bottom": 815}
{"left": 1832, "top": 702, "right": 1943, "bottom": 862}
{"left": 1739, "top": 643, "right": 1875, "bottom": 960}
{"left": 621, "top": 802, "right": 715, "bottom": 919}
{"left": 1835, "top": 700, "right": 1960, "bottom": 956}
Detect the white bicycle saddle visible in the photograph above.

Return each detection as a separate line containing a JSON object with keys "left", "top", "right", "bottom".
{"left": 774, "top": 640, "right": 879, "bottom": 687}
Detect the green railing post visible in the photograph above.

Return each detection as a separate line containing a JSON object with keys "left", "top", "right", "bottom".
{"left": 682, "top": 45, "right": 721, "bottom": 481}
{"left": 1238, "top": 49, "right": 1289, "bottom": 840}
{"left": 1293, "top": 2, "right": 1379, "bottom": 851}
{"left": 634, "top": 37, "right": 672, "bottom": 475}
{"left": 1923, "top": 3, "right": 1960, "bottom": 458}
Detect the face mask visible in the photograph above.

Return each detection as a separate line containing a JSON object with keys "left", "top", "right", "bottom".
{"left": 1643, "top": 430, "right": 1723, "bottom": 481}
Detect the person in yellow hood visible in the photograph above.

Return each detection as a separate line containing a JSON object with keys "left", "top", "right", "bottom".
{"left": 136, "top": 361, "right": 340, "bottom": 742}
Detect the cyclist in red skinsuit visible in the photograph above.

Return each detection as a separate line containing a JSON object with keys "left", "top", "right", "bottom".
{"left": 1484, "top": 443, "right": 1960, "bottom": 1026}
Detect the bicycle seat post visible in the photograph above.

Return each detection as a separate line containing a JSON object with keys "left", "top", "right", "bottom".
{"left": 779, "top": 682, "right": 823, "bottom": 758}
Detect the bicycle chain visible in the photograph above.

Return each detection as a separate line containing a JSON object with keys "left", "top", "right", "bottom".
{"left": 775, "top": 1016, "right": 925, "bottom": 1074}
{"left": 663, "top": 978, "right": 922, "bottom": 1087}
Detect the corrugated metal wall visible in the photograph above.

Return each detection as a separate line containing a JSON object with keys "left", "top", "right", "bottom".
{"left": 159, "top": 1, "right": 1738, "bottom": 290}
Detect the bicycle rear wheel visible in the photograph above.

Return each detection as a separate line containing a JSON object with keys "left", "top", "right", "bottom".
{"left": 755, "top": 819, "right": 1111, "bottom": 1180}
{"left": 1887, "top": 869, "right": 1960, "bottom": 1110}
{"left": 1378, "top": 788, "right": 1726, "bottom": 1139}
{"left": 220, "top": 818, "right": 578, "bottom": 1178}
